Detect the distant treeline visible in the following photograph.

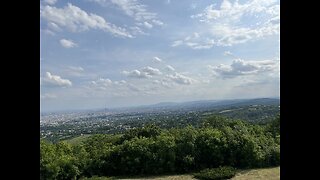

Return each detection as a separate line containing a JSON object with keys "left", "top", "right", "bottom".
{"left": 40, "top": 115, "right": 280, "bottom": 180}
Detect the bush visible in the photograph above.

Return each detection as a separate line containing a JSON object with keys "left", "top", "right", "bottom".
{"left": 193, "top": 166, "right": 236, "bottom": 180}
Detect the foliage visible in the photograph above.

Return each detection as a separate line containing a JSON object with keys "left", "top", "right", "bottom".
{"left": 195, "top": 128, "right": 226, "bottom": 168}
{"left": 40, "top": 115, "right": 280, "bottom": 179}
{"left": 40, "top": 140, "right": 80, "bottom": 180}
{"left": 193, "top": 166, "right": 236, "bottom": 180}
{"left": 171, "top": 126, "right": 197, "bottom": 172}
{"left": 265, "top": 114, "right": 280, "bottom": 137}
{"left": 120, "top": 124, "right": 161, "bottom": 142}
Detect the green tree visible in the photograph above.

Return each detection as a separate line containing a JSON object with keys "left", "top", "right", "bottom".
{"left": 195, "top": 128, "right": 227, "bottom": 168}
{"left": 266, "top": 114, "right": 280, "bottom": 137}
{"left": 40, "top": 139, "right": 60, "bottom": 180}
{"left": 172, "top": 126, "right": 197, "bottom": 172}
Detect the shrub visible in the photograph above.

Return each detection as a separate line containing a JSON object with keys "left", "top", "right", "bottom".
{"left": 193, "top": 166, "right": 236, "bottom": 180}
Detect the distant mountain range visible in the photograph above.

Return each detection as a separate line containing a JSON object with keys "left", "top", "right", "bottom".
{"left": 41, "top": 98, "right": 280, "bottom": 115}
{"left": 150, "top": 98, "right": 279, "bottom": 108}
{"left": 109, "top": 98, "right": 280, "bottom": 113}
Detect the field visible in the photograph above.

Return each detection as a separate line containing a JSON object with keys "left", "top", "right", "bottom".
{"left": 62, "top": 134, "right": 91, "bottom": 145}
{"left": 231, "top": 166, "right": 280, "bottom": 180}
{"left": 81, "top": 166, "right": 280, "bottom": 180}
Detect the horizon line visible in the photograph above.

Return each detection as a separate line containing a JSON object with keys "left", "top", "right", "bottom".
{"left": 40, "top": 96, "right": 280, "bottom": 114}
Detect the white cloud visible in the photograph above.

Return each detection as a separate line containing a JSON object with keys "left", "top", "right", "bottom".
{"left": 171, "top": 40, "right": 183, "bottom": 47}
{"left": 191, "top": 0, "right": 278, "bottom": 22}
{"left": 60, "top": 39, "right": 77, "bottom": 48}
{"left": 223, "top": 51, "right": 232, "bottom": 56}
{"left": 141, "top": 66, "right": 162, "bottom": 75}
{"left": 152, "top": 19, "right": 164, "bottom": 26}
{"left": 47, "top": 22, "right": 61, "bottom": 32}
{"left": 174, "top": 0, "right": 279, "bottom": 48}
{"left": 92, "top": 0, "right": 164, "bottom": 31}
{"left": 110, "top": 0, "right": 161, "bottom": 22}
{"left": 213, "top": 23, "right": 279, "bottom": 46}
{"left": 130, "top": 26, "right": 147, "bottom": 35}
{"left": 166, "top": 72, "right": 195, "bottom": 85}
{"left": 171, "top": 33, "right": 215, "bottom": 49}
{"left": 122, "top": 70, "right": 150, "bottom": 78}
{"left": 42, "top": 72, "right": 72, "bottom": 87}
{"left": 41, "top": 3, "right": 132, "bottom": 38}
{"left": 223, "top": 51, "right": 238, "bottom": 58}
{"left": 122, "top": 66, "right": 162, "bottom": 78}
{"left": 44, "top": 0, "right": 57, "bottom": 5}
{"left": 208, "top": 59, "right": 279, "bottom": 78}
{"left": 144, "top": 21, "right": 153, "bottom": 29}
{"left": 91, "top": 78, "right": 113, "bottom": 90}
{"left": 166, "top": 65, "right": 175, "bottom": 71}
{"left": 89, "top": 77, "right": 128, "bottom": 92}
{"left": 153, "top": 56, "right": 163, "bottom": 63}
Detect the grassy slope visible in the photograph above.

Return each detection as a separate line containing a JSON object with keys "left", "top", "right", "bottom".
{"left": 115, "top": 167, "right": 279, "bottom": 180}
{"left": 231, "top": 166, "right": 280, "bottom": 180}
{"left": 62, "top": 134, "right": 91, "bottom": 145}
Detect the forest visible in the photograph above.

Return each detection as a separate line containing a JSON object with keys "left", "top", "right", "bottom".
{"left": 40, "top": 115, "right": 280, "bottom": 180}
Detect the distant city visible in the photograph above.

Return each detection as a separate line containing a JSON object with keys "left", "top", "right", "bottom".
{"left": 40, "top": 98, "right": 280, "bottom": 142}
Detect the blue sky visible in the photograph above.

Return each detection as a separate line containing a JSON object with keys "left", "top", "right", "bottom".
{"left": 40, "top": 0, "right": 280, "bottom": 112}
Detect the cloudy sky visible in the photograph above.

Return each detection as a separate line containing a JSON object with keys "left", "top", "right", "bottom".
{"left": 40, "top": 0, "right": 280, "bottom": 112}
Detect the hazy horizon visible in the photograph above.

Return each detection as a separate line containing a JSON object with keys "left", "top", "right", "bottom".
{"left": 40, "top": 96, "right": 280, "bottom": 114}
{"left": 40, "top": 0, "right": 280, "bottom": 112}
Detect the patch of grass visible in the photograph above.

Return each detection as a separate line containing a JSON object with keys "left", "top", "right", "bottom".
{"left": 79, "top": 176, "right": 115, "bottom": 180}
{"left": 117, "top": 174, "right": 196, "bottom": 180}
{"left": 193, "top": 166, "right": 236, "bottom": 180}
{"left": 81, "top": 167, "right": 280, "bottom": 180}
{"left": 231, "top": 166, "right": 280, "bottom": 180}
{"left": 63, "top": 134, "right": 91, "bottom": 145}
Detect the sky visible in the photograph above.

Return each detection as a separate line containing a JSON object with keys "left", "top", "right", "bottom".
{"left": 40, "top": 0, "right": 280, "bottom": 112}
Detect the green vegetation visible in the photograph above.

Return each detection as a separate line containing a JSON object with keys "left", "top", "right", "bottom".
{"left": 62, "top": 134, "right": 91, "bottom": 145}
{"left": 193, "top": 166, "right": 236, "bottom": 180}
{"left": 40, "top": 115, "right": 280, "bottom": 180}
{"left": 41, "top": 102, "right": 279, "bottom": 143}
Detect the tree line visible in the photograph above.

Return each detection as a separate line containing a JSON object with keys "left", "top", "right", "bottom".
{"left": 40, "top": 115, "right": 280, "bottom": 180}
